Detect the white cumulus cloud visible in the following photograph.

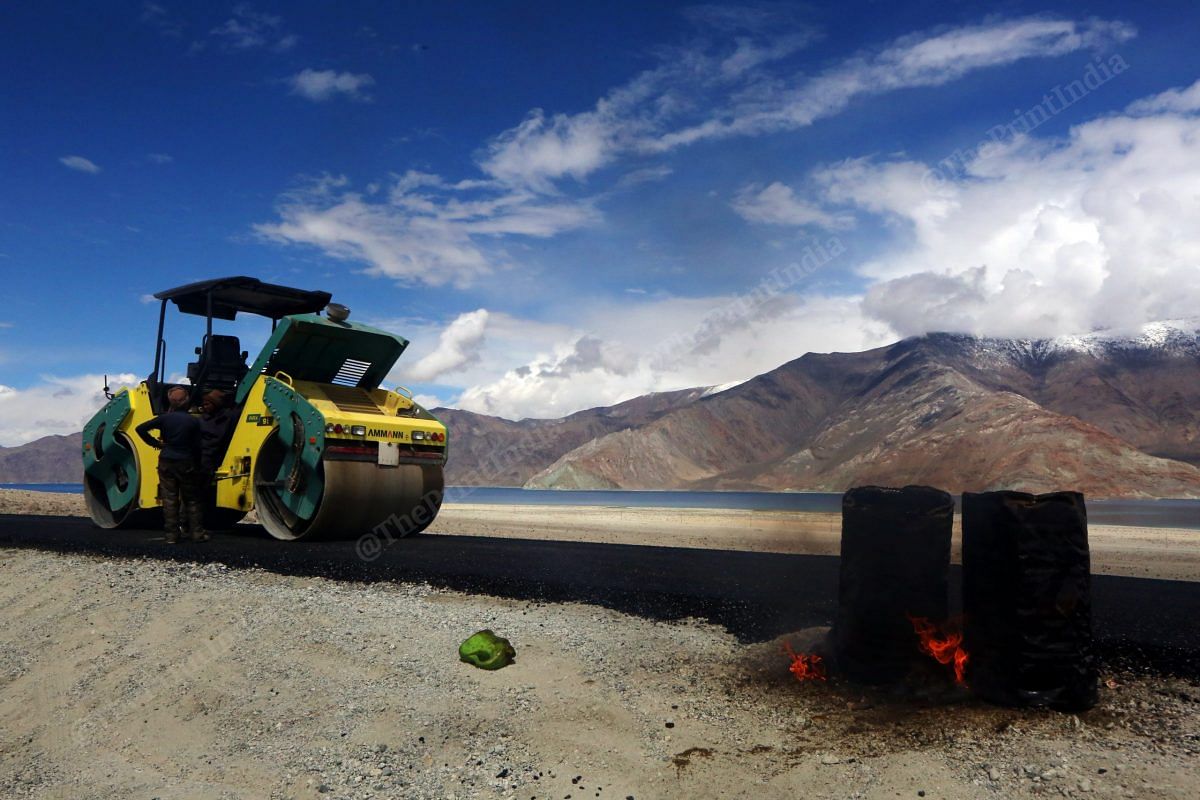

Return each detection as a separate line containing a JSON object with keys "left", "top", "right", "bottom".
{"left": 403, "top": 310, "right": 490, "bottom": 382}
{"left": 0, "top": 373, "right": 138, "bottom": 447}
{"left": 810, "top": 77, "right": 1200, "bottom": 338}
{"left": 452, "top": 294, "right": 890, "bottom": 420}
{"left": 481, "top": 108, "right": 619, "bottom": 192}
{"left": 369, "top": 289, "right": 890, "bottom": 421}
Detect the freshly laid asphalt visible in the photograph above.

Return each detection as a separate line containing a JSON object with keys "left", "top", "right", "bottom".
{"left": 1, "top": 513, "right": 1197, "bottom": 678}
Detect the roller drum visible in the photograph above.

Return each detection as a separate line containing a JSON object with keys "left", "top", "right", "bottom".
{"left": 255, "top": 457, "right": 443, "bottom": 541}
{"left": 83, "top": 431, "right": 162, "bottom": 530}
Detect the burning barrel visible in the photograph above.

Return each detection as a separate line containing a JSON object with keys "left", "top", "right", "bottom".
{"left": 963, "top": 491, "right": 1098, "bottom": 711}
{"left": 833, "top": 485, "right": 954, "bottom": 684}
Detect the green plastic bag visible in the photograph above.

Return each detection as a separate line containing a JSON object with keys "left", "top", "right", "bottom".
{"left": 459, "top": 629, "right": 516, "bottom": 670}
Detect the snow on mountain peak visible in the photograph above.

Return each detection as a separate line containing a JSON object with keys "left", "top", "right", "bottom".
{"left": 921, "top": 318, "right": 1200, "bottom": 368}
{"left": 1050, "top": 317, "right": 1200, "bottom": 357}
{"left": 701, "top": 380, "right": 744, "bottom": 398}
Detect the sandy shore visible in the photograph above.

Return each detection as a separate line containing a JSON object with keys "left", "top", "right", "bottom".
{"left": 1, "top": 489, "right": 1197, "bottom": 582}
{"left": 1, "top": 547, "right": 1197, "bottom": 800}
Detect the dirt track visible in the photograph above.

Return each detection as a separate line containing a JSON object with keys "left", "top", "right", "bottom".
{"left": 0, "top": 489, "right": 1198, "bottom": 798}
{"left": 1, "top": 547, "right": 1198, "bottom": 800}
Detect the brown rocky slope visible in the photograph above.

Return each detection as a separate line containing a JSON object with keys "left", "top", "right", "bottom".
{"left": 0, "top": 433, "right": 82, "bottom": 484}
{"left": 433, "top": 385, "right": 711, "bottom": 486}
{"left": 525, "top": 323, "right": 1200, "bottom": 498}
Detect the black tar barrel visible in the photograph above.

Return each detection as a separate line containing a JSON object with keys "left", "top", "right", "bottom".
{"left": 963, "top": 491, "right": 1098, "bottom": 711}
{"left": 833, "top": 485, "right": 954, "bottom": 684}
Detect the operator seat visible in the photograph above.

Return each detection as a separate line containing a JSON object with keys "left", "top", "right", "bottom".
{"left": 188, "top": 334, "right": 249, "bottom": 393}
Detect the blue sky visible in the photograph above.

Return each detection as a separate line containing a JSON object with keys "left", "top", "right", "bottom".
{"left": 2, "top": 1, "right": 1200, "bottom": 444}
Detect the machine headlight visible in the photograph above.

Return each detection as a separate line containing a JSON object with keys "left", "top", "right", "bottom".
{"left": 413, "top": 431, "right": 425, "bottom": 441}
{"left": 350, "top": 425, "right": 367, "bottom": 436}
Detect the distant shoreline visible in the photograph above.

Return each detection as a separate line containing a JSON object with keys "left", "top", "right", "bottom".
{"left": 7, "top": 481, "right": 1199, "bottom": 499}
{"left": 5, "top": 481, "right": 1200, "bottom": 498}
{"left": 3, "top": 484, "right": 1199, "bottom": 530}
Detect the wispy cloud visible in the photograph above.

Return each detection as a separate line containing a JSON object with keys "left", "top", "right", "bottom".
{"left": 209, "top": 4, "right": 297, "bottom": 52}
{"left": 480, "top": 16, "right": 1134, "bottom": 189}
{"left": 288, "top": 69, "right": 375, "bottom": 102}
{"left": 147, "top": 152, "right": 173, "bottom": 164}
{"left": 140, "top": 2, "right": 183, "bottom": 38}
{"left": 59, "top": 155, "right": 101, "bottom": 174}
{"left": 732, "top": 182, "right": 852, "bottom": 229}
{"left": 258, "top": 14, "right": 1136, "bottom": 301}
{"left": 650, "top": 17, "right": 1135, "bottom": 151}
{"left": 613, "top": 165, "right": 673, "bottom": 191}
{"left": 1126, "top": 80, "right": 1200, "bottom": 115}
{"left": 255, "top": 172, "right": 599, "bottom": 287}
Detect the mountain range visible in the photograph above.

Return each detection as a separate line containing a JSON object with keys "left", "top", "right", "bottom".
{"left": 4, "top": 321, "right": 1198, "bottom": 498}
{"left": 439, "top": 320, "right": 1200, "bottom": 498}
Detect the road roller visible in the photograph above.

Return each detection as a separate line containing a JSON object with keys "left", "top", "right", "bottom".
{"left": 81, "top": 276, "right": 448, "bottom": 540}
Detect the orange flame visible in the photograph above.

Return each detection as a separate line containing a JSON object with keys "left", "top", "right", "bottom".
{"left": 783, "top": 642, "right": 827, "bottom": 682}
{"left": 907, "top": 614, "right": 969, "bottom": 685}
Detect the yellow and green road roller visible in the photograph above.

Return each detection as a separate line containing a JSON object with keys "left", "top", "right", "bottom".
{"left": 82, "top": 276, "right": 448, "bottom": 540}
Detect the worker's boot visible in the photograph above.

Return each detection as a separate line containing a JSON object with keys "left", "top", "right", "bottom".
{"left": 185, "top": 496, "right": 208, "bottom": 542}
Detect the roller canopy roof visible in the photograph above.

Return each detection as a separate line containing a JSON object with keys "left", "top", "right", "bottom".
{"left": 154, "top": 276, "right": 332, "bottom": 320}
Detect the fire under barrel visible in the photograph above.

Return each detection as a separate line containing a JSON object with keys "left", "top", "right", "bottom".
{"left": 833, "top": 485, "right": 954, "bottom": 684}
{"left": 963, "top": 491, "right": 1098, "bottom": 711}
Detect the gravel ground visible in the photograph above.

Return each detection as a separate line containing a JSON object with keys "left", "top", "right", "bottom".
{"left": 0, "top": 548, "right": 1196, "bottom": 799}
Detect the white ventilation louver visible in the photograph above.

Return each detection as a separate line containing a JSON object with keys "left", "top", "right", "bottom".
{"left": 332, "top": 358, "right": 371, "bottom": 387}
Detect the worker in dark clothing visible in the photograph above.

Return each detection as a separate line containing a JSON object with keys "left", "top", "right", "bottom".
{"left": 135, "top": 386, "right": 206, "bottom": 543}
{"left": 199, "top": 390, "right": 235, "bottom": 473}
{"left": 198, "top": 390, "right": 235, "bottom": 521}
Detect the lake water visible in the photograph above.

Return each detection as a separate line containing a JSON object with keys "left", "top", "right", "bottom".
{"left": 3, "top": 483, "right": 85, "bottom": 494}
{"left": 6, "top": 483, "right": 1195, "bottom": 529}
